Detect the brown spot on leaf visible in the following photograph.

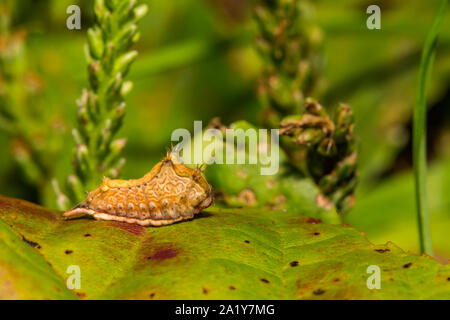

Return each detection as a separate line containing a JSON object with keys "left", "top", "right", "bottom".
{"left": 244, "top": 240, "right": 250, "bottom": 244}
{"left": 260, "top": 278, "right": 270, "bottom": 284}
{"left": 264, "top": 194, "right": 286, "bottom": 210}
{"left": 84, "top": 233, "right": 91, "bottom": 237}
{"left": 374, "top": 248, "right": 390, "bottom": 253}
{"left": 265, "top": 178, "right": 276, "bottom": 189}
{"left": 290, "top": 261, "right": 299, "bottom": 267}
{"left": 333, "top": 278, "right": 340, "bottom": 282}
{"left": 149, "top": 293, "right": 155, "bottom": 299}
{"left": 21, "top": 235, "right": 40, "bottom": 248}
{"left": 316, "top": 194, "right": 333, "bottom": 210}
{"left": 229, "top": 285, "right": 236, "bottom": 290}
{"left": 75, "top": 292, "right": 86, "bottom": 298}
{"left": 313, "top": 289, "right": 325, "bottom": 295}
{"left": 275, "top": 194, "right": 286, "bottom": 202}
{"left": 306, "top": 217, "right": 322, "bottom": 224}
{"left": 287, "top": 217, "right": 307, "bottom": 225}
{"left": 237, "top": 188, "right": 257, "bottom": 206}
{"left": 65, "top": 250, "right": 73, "bottom": 254}
{"left": 151, "top": 248, "right": 178, "bottom": 261}
{"left": 236, "top": 169, "right": 248, "bottom": 179}
{"left": 313, "top": 232, "right": 320, "bottom": 236}
{"left": 109, "top": 221, "right": 145, "bottom": 236}
{"left": 403, "top": 262, "right": 412, "bottom": 269}
{"left": 202, "top": 287, "right": 209, "bottom": 295}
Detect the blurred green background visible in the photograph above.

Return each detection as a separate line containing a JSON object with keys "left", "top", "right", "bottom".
{"left": 1, "top": 0, "right": 449, "bottom": 261}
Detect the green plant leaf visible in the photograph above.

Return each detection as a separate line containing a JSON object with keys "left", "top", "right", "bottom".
{"left": 189, "top": 120, "right": 341, "bottom": 224}
{"left": 0, "top": 213, "right": 76, "bottom": 299}
{"left": 0, "top": 196, "right": 448, "bottom": 299}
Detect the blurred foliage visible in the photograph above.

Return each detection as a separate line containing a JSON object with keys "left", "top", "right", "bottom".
{"left": 0, "top": 0, "right": 58, "bottom": 190}
{"left": 254, "top": 0, "right": 323, "bottom": 124}
{"left": 279, "top": 99, "right": 358, "bottom": 214}
{"left": 346, "top": 157, "right": 450, "bottom": 264}
{"left": 0, "top": 0, "right": 449, "bottom": 258}
{"left": 253, "top": 0, "right": 358, "bottom": 215}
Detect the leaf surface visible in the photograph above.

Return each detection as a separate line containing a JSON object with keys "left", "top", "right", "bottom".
{"left": 0, "top": 196, "right": 448, "bottom": 299}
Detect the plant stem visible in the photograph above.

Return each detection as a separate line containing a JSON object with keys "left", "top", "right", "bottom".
{"left": 412, "top": 0, "right": 447, "bottom": 256}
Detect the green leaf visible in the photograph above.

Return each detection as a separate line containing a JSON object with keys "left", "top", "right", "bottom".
{"left": 0, "top": 217, "right": 75, "bottom": 299}
{"left": 0, "top": 196, "right": 448, "bottom": 299}
{"left": 192, "top": 120, "right": 341, "bottom": 224}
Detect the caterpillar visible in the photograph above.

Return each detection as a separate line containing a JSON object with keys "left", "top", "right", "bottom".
{"left": 64, "top": 153, "right": 213, "bottom": 226}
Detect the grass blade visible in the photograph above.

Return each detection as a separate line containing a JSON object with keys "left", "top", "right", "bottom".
{"left": 413, "top": 0, "right": 448, "bottom": 256}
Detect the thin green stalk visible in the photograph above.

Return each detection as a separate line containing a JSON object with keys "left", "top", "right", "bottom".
{"left": 412, "top": 0, "right": 447, "bottom": 256}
